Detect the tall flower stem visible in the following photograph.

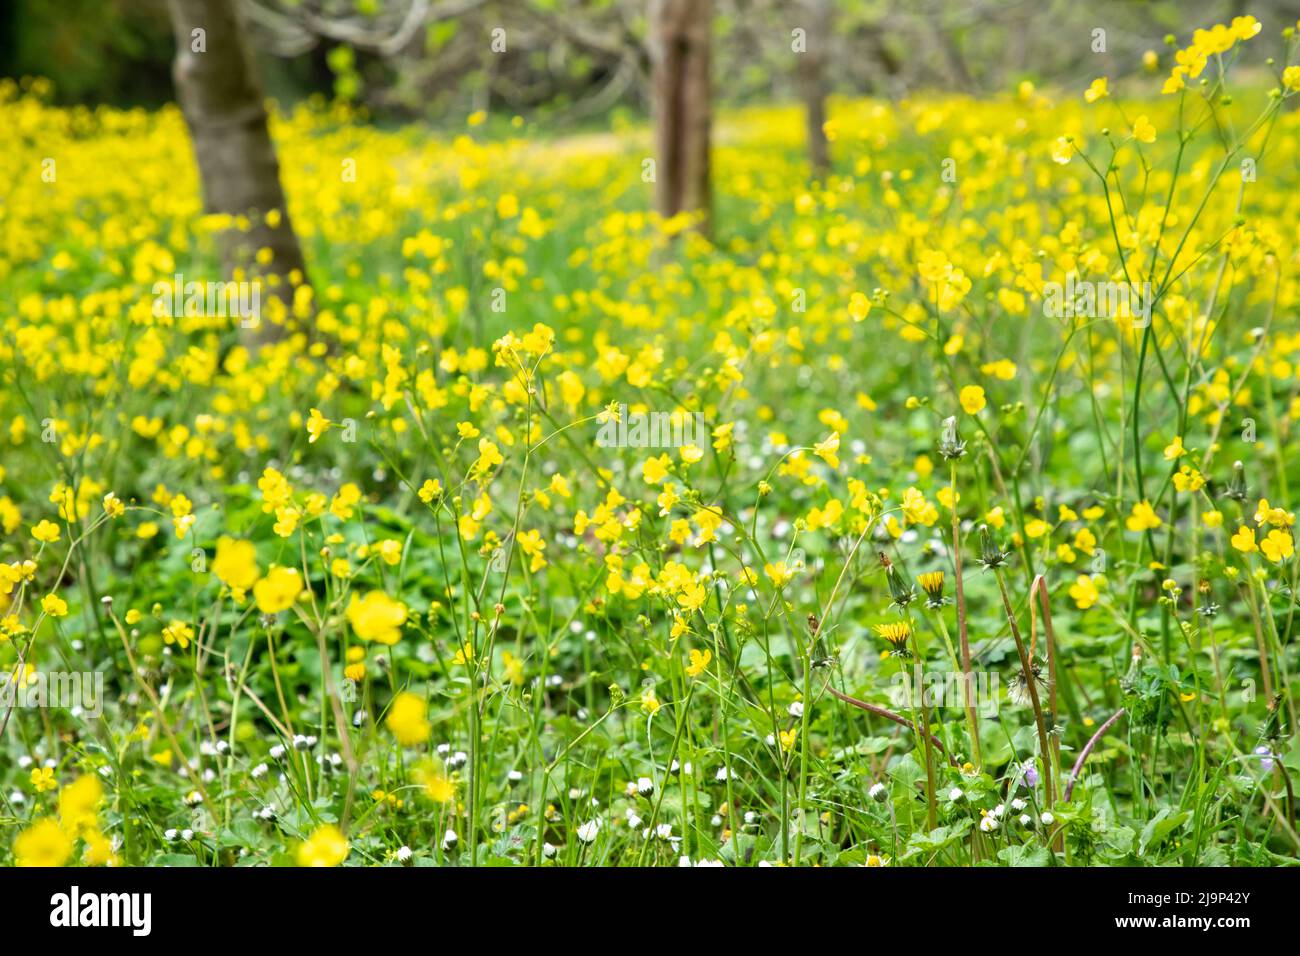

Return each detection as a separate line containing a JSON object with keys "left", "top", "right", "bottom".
{"left": 1063, "top": 708, "right": 1125, "bottom": 801}
{"left": 993, "top": 568, "right": 1055, "bottom": 849}
{"left": 825, "top": 684, "right": 958, "bottom": 766}
{"left": 951, "top": 462, "right": 981, "bottom": 769}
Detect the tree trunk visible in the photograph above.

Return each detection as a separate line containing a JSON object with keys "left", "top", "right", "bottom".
{"left": 648, "top": 0, "right": 711, "bottom": 236}
{"left": 166, "top": 0, "right": 309, "bottom": 342}
{"left": 797, "top": 0, "right": 831, "bottom": 177}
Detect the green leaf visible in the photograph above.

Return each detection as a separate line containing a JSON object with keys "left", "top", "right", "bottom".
{"left": 998, "top": 842, "right": 1051, "bottom": 866}
{"left": 1138, "top": 808, "right": 1189, "bottom": 855}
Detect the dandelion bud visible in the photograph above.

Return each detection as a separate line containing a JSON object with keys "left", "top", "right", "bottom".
{"left": 938, "top": 416, "right": 967, "bottom": 460}
{"left": 880, "top": 552, "right": 916, "bottom": 608}
{"left": 977, "top": 524, "right": 1009, "bottom": 570}
{"left": 1222, "top": 460, "right": 1248, "bottom": 502}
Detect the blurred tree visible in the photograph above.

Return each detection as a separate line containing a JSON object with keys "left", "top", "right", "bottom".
{"left": 8, "top": 0, "right": 1297, "bottom": 117}
{"left": 648, "top": 0, "right": 711, "bottom": 235}
{"left": 0, "top": 0, "right": 173, "bottom": 105}
{"left": 166, "top": 0, "right": 310, "bottom": 343}
{"left": 796, "top": 0, "right": 831, "bottom": 176}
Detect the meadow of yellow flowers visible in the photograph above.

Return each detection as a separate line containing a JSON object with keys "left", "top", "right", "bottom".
{"left": 2, "top": 15, "right": 1300, "bottom": 867}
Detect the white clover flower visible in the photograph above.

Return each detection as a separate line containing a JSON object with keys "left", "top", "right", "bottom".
{"left": 1010, "top": 798, "right": 1027, "bottom": 811}
{"left": 442, "top": 829, "right": 458, "bottom": 849}
{"left": 395, "top": 845, "right": 412, "bottom": 862}
{"left": 577, "top": 819, "right": 601, "bottom": 843}
{"left": 1040, "top": 811, "right": 1055, "bottom": 826}
{"left": 788, "top": 701, "right": 804, "bottom": 718}
{"left": 637, "top": 776, "right": 654, "bottom": 795}
{"left": 1019, "top": 813, "right": 1033, "bottom": 827}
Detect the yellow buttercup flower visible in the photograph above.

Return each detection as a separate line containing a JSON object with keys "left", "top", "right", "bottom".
{"left": 848, "top": 292, "right": 872, "bottom": 322}
{"left": 386, "top": 692, "right": 432, "bottom": 746}
{"left": 415, "top": 761, "right": 457, "bottom": 803}
{"left": 814, "top": 432, "right": 840, "bottom": 468}
{"left": 685, "top": 647, "right": 712, "bottom": 677}
{"left": 1069, "top": 574, "right": 1100, "bottom": 610}
{"left": 162, "top": 620, "right": 194, "bottom": 650}
{"left": 58, "top": 774, "right": 103, "bottom": 834}
{"left": 305, "top": 408, "right": 331, "bottom": 443}
{"left": 30, "top": 767, "right": 57, "bottom": 792}
{"left": 212, "top": 536, "right": 260, "bottom": 593}
{"left": 1231, "top": 526, "right": 1258, "bottom": 554}
{"left": 642, "top": 453, "right": 671, "bottom": 485}
{"left": 297, "top": 824, "right": 349, "bottom": 867}
{"left": 13, "top": 818, "right": 72, "bottom": 867}
{"left": 346, "top": 590, "right": 408, "bottom": 645}
{"left": 253, "top": 566, "right": 302, "bottom": 614}
{"left": 1261, "top": 529, "right": 1294, "bottom": 564}
{"left": 1125, "top": 500, "right": 1162, "bottom": 532}
{"left": 959, "top": 385, "right": 986, "bottom": 415}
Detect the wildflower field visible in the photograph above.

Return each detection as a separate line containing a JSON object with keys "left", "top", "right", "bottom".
{"left": 3, "top": 14, "right": 1300, "bottom": 870}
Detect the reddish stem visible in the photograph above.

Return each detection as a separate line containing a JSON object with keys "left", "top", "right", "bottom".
{"left": 1063, "top": 707, "right": 1125, "bottom": 801}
